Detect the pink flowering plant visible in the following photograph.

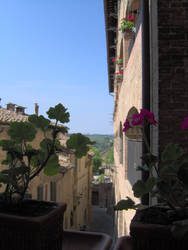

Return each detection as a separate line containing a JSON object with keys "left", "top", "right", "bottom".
{"left": 115, "top": 109, "right": 188, "bottom": 237}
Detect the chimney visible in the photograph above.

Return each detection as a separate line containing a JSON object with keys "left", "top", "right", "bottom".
{"left": 6, "top": 103, "right": 16, "bottom": 112}
{"left": 35, "top": 103, "right": 39, "bottom": 116}
{"left": 16, "top": 106, "right": 26, "bottom": 115}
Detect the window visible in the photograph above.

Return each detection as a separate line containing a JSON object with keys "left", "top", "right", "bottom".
{"left": 70, "top": 211, "right": 74, "bottom": 227}
{"left": 50, "top": 181, "right": 56, "bottom": 201}
{"left": 37, "top": 185, "right": 43, "bottom": 200}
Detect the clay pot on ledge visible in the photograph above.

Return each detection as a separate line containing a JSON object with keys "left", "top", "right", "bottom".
{"left": 122, "top": 30, "right": 133, "bottom": 40}
{"left": 0, "top": 199, "right": 67, "bottom": 250}
{"left": 114, "top": 206, "right": 188, "bottom": 250}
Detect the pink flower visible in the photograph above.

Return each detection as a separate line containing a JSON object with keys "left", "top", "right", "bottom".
{"left": 181, "top": 116, "right": 188, "bottom": 130}
{"left": 131, "top": 109, "right": 157, "bottom": 127}
{"left": 140, "top": 109, "right": 157, "bottom": 126}
{"left": 123, "top": 119, "right": 131, "bottom": 132}
{"left": 131, "top": 113, "right": 144, "bottom": 126}
{"left": 112, "top": 58, "right": 116, "bottom": 62}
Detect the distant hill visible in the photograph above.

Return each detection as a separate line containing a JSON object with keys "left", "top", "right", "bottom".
{"left": 84, "top": 134, "right": 113, "bottom": 152}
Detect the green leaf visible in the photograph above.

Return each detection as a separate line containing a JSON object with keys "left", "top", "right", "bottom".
{"left": 161, "top": 143, "right": 184, "bottom": 162}
{"left": 141, "top": 153, "right": 158, "bottom": 167}
{"left": 55, "top": 139, "right": 61, "bottom": 150}
{"left": 114, "top": 197, "right": 138, "bottom": 211}
{"left": 24, "top": 146, "right": 39, "bottom": 159}
{"left": 40, "top": 138, "right": 53, "bottom": 152}
{"left": 66, "top": 133, "right": 95, "bottom": 158}
{"left": 133, "top": 180, "right": 148, "bottom": 197}
{"left": 133, "top": 177, "right": 157, "bottom": 198}
{"left": 146, "top": 177, "right": 157, "bottom": 191}
{"left": 28, "top": 115, "right": 50, "bottom": 132}
{"left": 136, "top": 164, "right": 149, "bottom": 171}
{"left": 7, "top": 122, "right": 37, "bottom": 143}
{"left": 0, "top": 173, "right": 9, "bottom": 183}
{"left": 55, "top": 126, "right": 68, "bottom": 134}
{"left": 30, "top": 151, "right": 46, "bottom": 167}
{"left": 11, "top": 165, "right": 29, "bottom": 176}
{"left": 43, "top": 155, "right": 60, "bottom": 176}
{"left": 46, "top": 103, "right": 70, "bottom": 123}
{"left": 0, "top": 139, "right": 15, "bottom": 151}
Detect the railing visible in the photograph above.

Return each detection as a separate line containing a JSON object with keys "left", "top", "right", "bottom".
{"left": 128, "top": 10, "right": 141, "bottom": 58}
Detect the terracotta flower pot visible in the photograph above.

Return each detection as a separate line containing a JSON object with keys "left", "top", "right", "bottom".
{"left": 130, "top": 207, "right": 188, "bottom": 250}
{"left": 122, "top": 30, "right": 133, "bottom": 40}
{"left": 0, "top": 199, "right": 67, "bottom": 250}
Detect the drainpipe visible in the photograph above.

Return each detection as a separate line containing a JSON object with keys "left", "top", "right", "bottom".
{"left": 141, "top": 0, "right": 150, "bottom": 205}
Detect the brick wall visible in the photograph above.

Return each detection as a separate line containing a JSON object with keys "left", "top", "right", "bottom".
{"left": 158, "top": 0, "right": 188, "bottom": 151}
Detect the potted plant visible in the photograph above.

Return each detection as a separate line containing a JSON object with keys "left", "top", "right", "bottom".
{"left": 0, "top": 103, "right": 94, "bottom": 250}
{"left": 120, "top": 15, "right": 135, "bottom": 37}
{"left": 115, "top": 72, "right": 123, "bottom": 83}
{"left": 112, "top": 58, "right": 123, "bottom": 71}
{"left": 115, "top": 109, "right": 188, "bottom": 250}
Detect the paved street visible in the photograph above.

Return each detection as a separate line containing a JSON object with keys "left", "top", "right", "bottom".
{"left": 88, "top": 205, "right": 115, "bottom": 249}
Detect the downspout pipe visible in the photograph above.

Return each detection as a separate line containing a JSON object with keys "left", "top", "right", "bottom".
{"left": 141, "top": 0, "right": 150, "bottom": 205}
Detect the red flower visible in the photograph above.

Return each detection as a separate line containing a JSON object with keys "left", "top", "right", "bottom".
{"left": 112, "top": 58, "right": 116, "bottom": 62}
{"left": 128, "top": 14, "right": 134, "bottom": 22}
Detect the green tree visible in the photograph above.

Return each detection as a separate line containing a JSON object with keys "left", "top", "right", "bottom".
{"left": 105, "top": 147, "right": 114, "bottom": 165}
{"left": 90, "top": 147, "right": 102, "bottom": 174}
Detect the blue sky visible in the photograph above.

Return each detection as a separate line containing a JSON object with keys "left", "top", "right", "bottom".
{"left": 0, "top": 0, "right": 113, "bottom": 134}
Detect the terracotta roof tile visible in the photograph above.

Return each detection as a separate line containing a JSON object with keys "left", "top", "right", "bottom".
{"left": 0, "top": 108, "right": 28, "bottom": 123}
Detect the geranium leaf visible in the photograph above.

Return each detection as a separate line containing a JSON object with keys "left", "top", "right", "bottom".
{"left": 43, "top": 155, "right": 60, "bottom": 176}
{"left": 7, "top": 122, "right": 37, "bottom": 143}
{"left": 40, "top": 138, "right": 53, "bottom": 152}
{"left": 133, "top": 180, "right": 147, "bottom": 197}
{"left": 146, "top": 177, "right": 157, "bottom": 191}
{"left": 28, "top": 115, "right": 50, "bottom": 132}
{"left": 66, "top": 133, "right": 95, "bottom": 158}
{"left": 136, "top": 164, "right": 149, "bottom": 171}
{"left": 46, "top": 103, "right": 70, "bottom": 124}
{"left": 114, "top": 197, "right": 137, "bottom": 211}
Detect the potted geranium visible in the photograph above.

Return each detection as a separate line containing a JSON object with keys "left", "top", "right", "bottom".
{"left": 0, "top": 103, "right": 94, "bottom": 250}
{"left": 115, "top": 109, "right": 188, "bottom": 250}
{"left": 115, "top": 72, "right": 123, "bottom": 83}
{"left": 120, "top": 14, "right": 135, "bottom": 38}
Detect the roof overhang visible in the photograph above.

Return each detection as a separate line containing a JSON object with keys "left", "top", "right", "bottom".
{"left": 103, "top": 0, "right": 118, "bottom": 93}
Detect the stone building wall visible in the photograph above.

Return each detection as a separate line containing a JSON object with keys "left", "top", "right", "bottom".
{"left": 113, "top": 0, "right": 142, "bottom": 236}
{"left": 157, "top": 0, "right": 188, "bottom": 150}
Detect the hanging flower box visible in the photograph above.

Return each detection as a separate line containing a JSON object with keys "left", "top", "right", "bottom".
{"left": 120, "top": 15, "right": 135, "bottom": 38}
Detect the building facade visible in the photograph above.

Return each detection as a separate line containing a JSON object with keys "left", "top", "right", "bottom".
{"left": 104, "top": 0, "right": 188, "bottom": 237}
{"left": 0, "top": 103, "right": 93, "bottom": 230}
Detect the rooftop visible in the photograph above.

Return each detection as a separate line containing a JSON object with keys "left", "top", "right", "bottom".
{"left": 0, "top": 107, "right": 28, "bottom": 123}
